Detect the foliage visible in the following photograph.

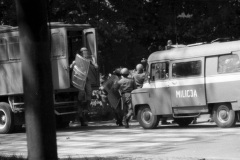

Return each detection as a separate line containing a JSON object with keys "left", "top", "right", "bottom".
{"left": 0, "top": 0, "right": 17, "bottom": 25}
{"left": 89, "top": 90, "right": 114, "bottom": 121}
{"left": 1, "top": 0, "right": 240, "bottom": 73}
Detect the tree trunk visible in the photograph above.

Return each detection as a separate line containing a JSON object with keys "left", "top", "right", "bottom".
{"left": 15, "top": 1, "right": 58, "bottom": 159}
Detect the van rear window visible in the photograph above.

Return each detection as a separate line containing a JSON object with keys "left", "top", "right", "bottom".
{"left": 218, "top": 54, "right": 240, "bottom": 73}
{"left": 172, "top": 61, "right": 201, "bottom": 78}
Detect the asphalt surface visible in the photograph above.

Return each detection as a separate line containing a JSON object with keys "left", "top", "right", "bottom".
{"left": 0, "top": 115, "right": 240, "bottom": 160}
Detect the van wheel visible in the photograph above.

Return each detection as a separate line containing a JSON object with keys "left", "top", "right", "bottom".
{"left": 174, "top": 118, "right": 193, "bottom": 127}
{"left": 137, "top": 106, "right": 160, "bottom": 129}
{"left": 0, "top": 102, "right": 14, "bottom": 134}
{"left": 213, "top": 103, "right": 236, "bottom": 128}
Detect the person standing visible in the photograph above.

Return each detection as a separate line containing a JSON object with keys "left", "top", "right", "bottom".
{"left": 165, "top": 40, "right": 173, "bottom": 50}
{"left": 70, "top": 47, "right": 98, "bottom": 126}
{"left": 132, "top": 64, "right": 145, "bottom": 89}
{"left": 114, "top": 68, "right": 136, "bottom": 128}
{"left": 112, "top": 68, "right": 124, "bottom": 126}
{"left": 99, "top": 68, "right": 124, "bottom": 126}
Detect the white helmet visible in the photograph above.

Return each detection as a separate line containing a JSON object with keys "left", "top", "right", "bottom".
{"left": 121, "top": 68, "right": 129, "bottom": 75}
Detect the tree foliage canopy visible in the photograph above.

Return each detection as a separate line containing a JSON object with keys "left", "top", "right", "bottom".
{"left": 1, "top": 0, "right": 240, "bottom": 73}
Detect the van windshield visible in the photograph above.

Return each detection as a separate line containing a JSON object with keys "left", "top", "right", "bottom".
{"left": 150, "top": 62, "right": 169, "bottom": 81}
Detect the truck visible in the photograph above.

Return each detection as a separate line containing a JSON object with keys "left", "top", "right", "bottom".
{"left": 132, "top": 39, "right": 240, "bottom": 129}
{"left": 0, "top": 23, "right": 99, "bottom": 134}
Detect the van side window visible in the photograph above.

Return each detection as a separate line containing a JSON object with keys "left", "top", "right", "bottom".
{"left": 8, "top": 36, "right": 20, "bottom": 60}
{"left": 172, "top": 61, "right": 201, "bottom": 78}
{"left": 218, "top": 54, "right": 240, "bottom": 73}
{"left": 0, "top": 38, "right": 8, "bottom": 61}
{"left": 151, "top": 62, "right": 169, "bottom": 81}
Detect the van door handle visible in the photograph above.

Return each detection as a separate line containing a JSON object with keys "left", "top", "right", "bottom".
{"left": 63, "top": 65, "right": 69, "bottom": 71}
{"left": 172, "top": 81, "right": 177, "bottom": 85}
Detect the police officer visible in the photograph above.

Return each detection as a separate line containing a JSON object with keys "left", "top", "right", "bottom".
{"left": 132, "top": 64, "right": 145, "bottom": 88}
{"left": 112, "top": 68, "right": 124, "bottom": 126}
{"left": 99, "top": 68, "right": 124, "bottom": 126}
{"left": 114, "top": 68, "right": 136, "bottom": 128}
{"left": 165, "top": 40, "right": 173, "bottom": 50}
{"left": 70, "top": 47, "right": 98, "bottom": 126}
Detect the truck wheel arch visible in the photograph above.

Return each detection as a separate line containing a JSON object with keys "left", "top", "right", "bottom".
{"left": 134, "top": 104, "right": 150, "bottom": 116}
{"left": 132, "top": 90, "right": 152, "bottom": 115}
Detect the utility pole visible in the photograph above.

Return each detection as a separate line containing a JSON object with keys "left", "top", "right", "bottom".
{"left": 15, "top": 1, "right": 58, "bottom": 160}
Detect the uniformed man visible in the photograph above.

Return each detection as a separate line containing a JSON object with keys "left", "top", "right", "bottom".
{"left": 99, "top": 68, "right": 124, "bottom": 126}
{"left": 165, "top": 40, "right": 173, "bottom": 50}
{"left": 132, "top": 64, "right": 145, "bottom": 88}
{"left": 114, "top": 68, "right": 136, "bottom": 128}
{"left": 140, "top": 58, "right": 147, "bottom": 72}
{"left": 70, "top": 47, "right": 98, "bottom": 126}
{"left": 112, "top": 68, "right": 124, "bottom": 126}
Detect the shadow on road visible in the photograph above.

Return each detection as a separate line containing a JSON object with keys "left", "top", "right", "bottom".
{"left": 57, "top": 120, "right": 240, "bottom": 133}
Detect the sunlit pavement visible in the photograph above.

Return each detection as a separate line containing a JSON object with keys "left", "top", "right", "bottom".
{"left": 0, "top": 115, "right": 240, "bottom": 160}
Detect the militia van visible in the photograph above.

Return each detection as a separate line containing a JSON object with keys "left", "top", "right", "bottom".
{"left": 132, "top": 39, "right": 240, "bottom": 129}
{"left": 0, "top": 23, "right": 99, "bottom": 133}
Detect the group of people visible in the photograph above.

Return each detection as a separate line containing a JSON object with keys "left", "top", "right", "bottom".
{"left": 100, "top": 63, "right": 146, "bottom": 128}
{"left": 70, "top": 47, "right": 146, "bottom": 128}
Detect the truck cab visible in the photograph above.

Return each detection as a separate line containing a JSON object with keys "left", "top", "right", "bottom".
{"left": 132, "top": 40, "right": 240, "bottom": 129}
{"left": 0, "top": 23, "right": 99, "bottom": 133}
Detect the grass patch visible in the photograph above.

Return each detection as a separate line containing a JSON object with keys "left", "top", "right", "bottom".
{"left": 0, "top": 155, "right": 26, "bottom": 160}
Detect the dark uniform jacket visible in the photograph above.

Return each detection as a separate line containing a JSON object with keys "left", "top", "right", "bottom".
{"left": 133, "top": 72, "right": 145, "bottom": 88}
{"left": 114, "top": 77, "right": 136, "bottom": 94}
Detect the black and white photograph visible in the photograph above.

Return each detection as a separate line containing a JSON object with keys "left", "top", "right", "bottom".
{"left": 0, "top": 0, "right": 240, "bottom": 160}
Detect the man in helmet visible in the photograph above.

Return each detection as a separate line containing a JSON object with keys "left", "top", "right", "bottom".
{"left": 133, "top": 64, "right": 145, "bottom": 88}
{"left": 140, "top": 58, "right": 147, "bottom": 71}
{"left": 114, "top": 68, "right": 136, "bottom": 128}
{"left": 165, "top": 40, "right": 173, "bottom": 50}
{"left": 112, "top": 68, "right": 124, "bottom": 126}
{"left": 99, "top": 68, "right": 124, "bottom": 126}
{"left": 70, "top": 47, "right": 98, "bottom": 126}
{"left": 80, "top": 47, "right": 98, "bottom": 68}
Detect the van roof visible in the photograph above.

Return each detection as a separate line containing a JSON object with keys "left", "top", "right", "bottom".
{"left": 0, "top": 23, "right": 91, "bottom": 33}
{"left": 148, "top": 40, "right": 240, "bottom": 62}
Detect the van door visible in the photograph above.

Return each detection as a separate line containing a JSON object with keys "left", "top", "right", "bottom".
{"left": 83, "top": 28, "right": 99, "bottom": 88}
{"left": 169, "top": 58, "right": 206, "bottom": 113}
{"left": 147, "top": 61, "right": 172, "bottom": 115}
{"left": 51, "top": 28, "right": 70, "bottom": 89}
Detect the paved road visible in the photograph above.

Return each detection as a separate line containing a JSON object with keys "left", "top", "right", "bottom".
{"left": 0, "top": 115, "right": 240, "bottom": 160}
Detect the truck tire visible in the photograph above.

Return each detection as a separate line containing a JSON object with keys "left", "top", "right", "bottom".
{"left": 174, "top": 118, "right": 193, "bottom": 127}
{"left": 137, "top": 105, "right": 160, "bottom": 129}
{"left": 0, "top": 102, "right": 14, "bottom": 134}
{"left": 213, "top": 103, "right": 236, "bottom": 128}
